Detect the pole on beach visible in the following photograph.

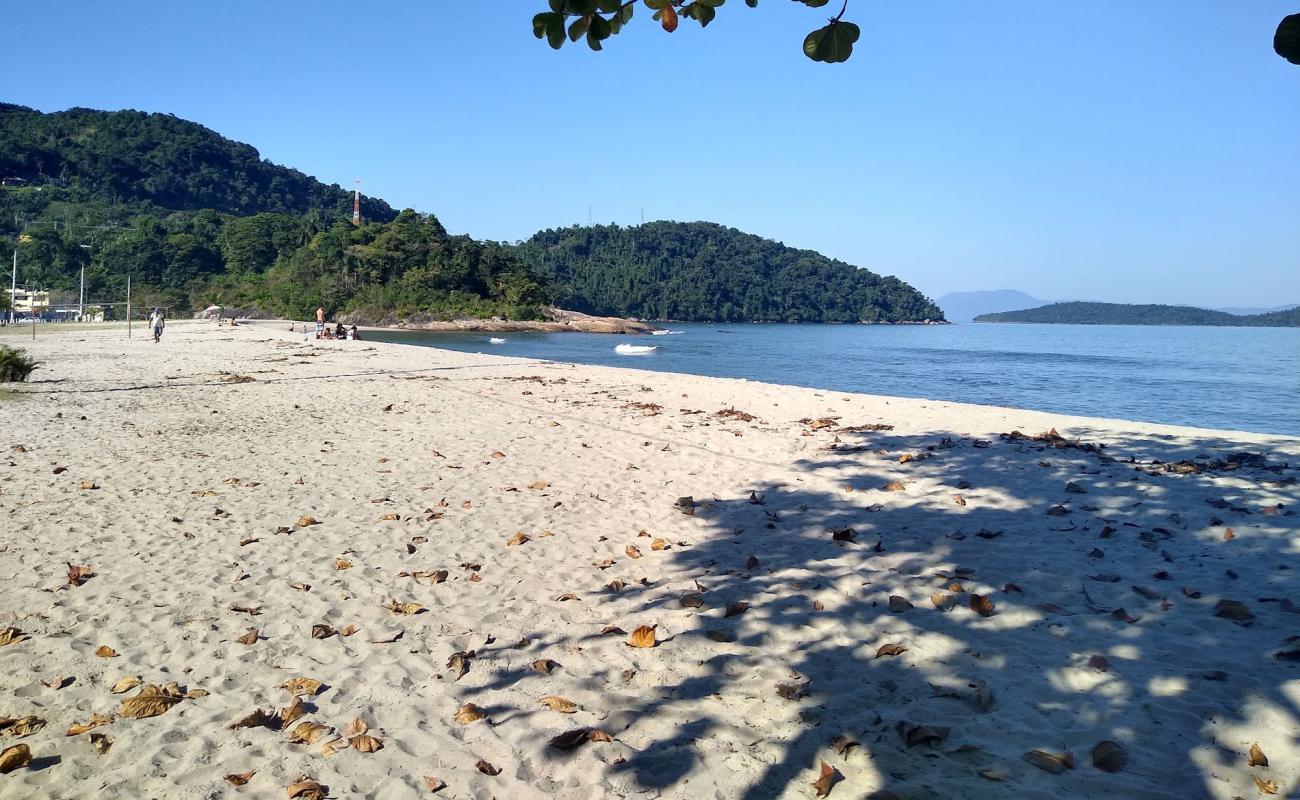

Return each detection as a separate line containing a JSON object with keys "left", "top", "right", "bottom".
{"left": 127, "top": 276, "right": 132, "bottom": 339}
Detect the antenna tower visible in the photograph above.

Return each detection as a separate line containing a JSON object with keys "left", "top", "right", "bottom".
{"left": 352, "top": 178, "right": 361, "bottom": 226}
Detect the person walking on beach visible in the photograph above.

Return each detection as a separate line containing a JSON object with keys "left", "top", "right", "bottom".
{"left": 149, "top": 308, "right": 165, "bottom": 343}
{"left": 315, "top": 306, "right": 325, "bottom": 339}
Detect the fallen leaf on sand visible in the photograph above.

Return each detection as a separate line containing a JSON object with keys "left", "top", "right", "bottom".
{"left": 66, "top": 714, "right": 112, "bottom": 736}
{"left": 969, "top": 594, "right": 996, "bottom": 617}
{"left": 555, "top": 592, "right": 580, "bottom": 601}
{"left": 476, "top": 759, "right": 501, "bottom": 776}
{"left": 79, "top": 481, "right": 99, "bottom": 490}
{"left": 1087, "top": 655, "right": 1111, "bottom": 672}
{"left": 831, "top": 735, "right": 859, "bottom": 758}
{"left": 953, "top": 495, "right": 967, "bottom": 507}
{"left": 236, "top": 629, "right": 259, "bottom": 645}
{"left": 334, "top": 558, "right": 352, "bottom": 570}
{"left": 531, "top": 658, "right": 560, "bottom": 674}
{"left": 385, "top": 600, "right": 424, "bottom": 615}
{"left": 606, "top": 579, "right": 627, "bottom": 593}
{"left": 724, "top": 601, "right": 749, "bottom": 618}
{"left": 95, "top": 645, "right": 119, "bottom": 658}
{"left": 279, "top": 697, "right": 306, "bottom": 727}
{"left": 1255, "top": 777, "right": 1279, "bottom": 795}
{"left": 0, "top": 627, "right": 24, "bottom": 646}
{"left": 506, "top": 532, "right": 529, "bottom": 546}
{"left": 651, "top": 538, "right": 670, "bottom": 551}
{"left": 454, "top": 704, "right": 485, "bottom": 724}
{"left": 423, "top": 776, "right": 447, "bottom": 792}
{"left": 529, "top": 481, "right": 550, "bottom": 490}
{"left": 224, "top": 771, "right": 255, "bottom": 786}
{"left": 897, "top": 722, "right": 950, "bottom": 747}
{"left": 875, "top": 643, "right": 908, "bottom": 658}
{"left": 287, "top": 777, "right": 328, "bottom": 799}
{"left": 447, "top": 652, "right": 472, "bottom": 681}
{"left": 599, "top": 625, "right": 626, "bottom": 635}
{"left": 290, "top": 582, "right": 311, "bottom": 592}
{"left": 1214, "top": 599, "right": 1254, "bottom": 622}
{"left": 541, "top": 696, "right": 578, "bottom": 713}
{"left": 0, "top": 743, "right": 32, "bottom": 774}
{"left": 296, "top": 516, "right": 319, "bottom": 528}
{"left": 830, "top": 527, "right": 856, "bottom": 543}
{"left": 104, "top": 674, "right": 142, "bottom": 694}
{"left": 350, "top": 734, "right": 383, "bottom": 753}
{"left": 281, "top": 677, "right": 324, "bottom": 697}
{"left": 310, "top": 624, "right": 336, "bottom": 639}
{"left": 120, "top": 692, "right": 180, "bottom": 719}
{"left": 1, "top": 717, "right": 45, "bottom": 738}
{"left": 230, "top": 709, "right": 273, "bottom": 730}
{"left": 888, "top": 596, "right": 912, "bottom": 613}
{"left": 1023, "top": 749, "right": 1074, "bottom": 773}
{"left": 378, "top": 513, "right": 400, "bottom": 521}
{"left": 41, "top": 675, "right": 67, "bottom": 689}
{"left": 679, "top": 592, "right": 704, "bottom": 608}
{"left": 1223, "top": 528, "right": 1236, "bottom": 540}
{"left": 67, "top": 563, "right": 95, "bottom": 586}
{"left": 1091, "top": 740, "right": 1127, "bottom": 772}
{"left": 339, "top": 624, "right": 359, "bottom": 637}
{"left": 1249, "top": 742, "right": 1269, "bottom": 767}
{"left": 626, "top": 545, "right": 643, "bottom": 559}
{"left": 812, "top": 759, "right": 837, "bottom": 797}
{"left": 628, "top": 625, "right": 657, "bottom": 648}
{"left": 881, "top": 480, "right": 906, "bottom": 492}
{"left": 931, "top": 593, "right": 955, "bottom": 611}
{"left": 287, "top": 722, "right": 331, "bottom": 744}
{"left": 746, "top": 554, "right": 760, "bottom": 570}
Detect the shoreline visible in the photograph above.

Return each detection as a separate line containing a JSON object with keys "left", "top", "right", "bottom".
{"left": 1, "top": 322, "right": 1297, "bottom": 799}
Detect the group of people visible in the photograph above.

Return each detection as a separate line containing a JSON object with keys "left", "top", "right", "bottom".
{"left": 309, "top": 306, "right": 359, "bottom": 340}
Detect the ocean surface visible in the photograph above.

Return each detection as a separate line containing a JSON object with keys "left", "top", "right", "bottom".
{"left": 364, "top": 323, "right": 1300, "bottom": 436}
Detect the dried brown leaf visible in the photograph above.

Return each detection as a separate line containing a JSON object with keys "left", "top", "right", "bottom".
{"left": 969, "top": 594, "right": 996, "bottom": 617}
{"left": 0, "top": 743, "right": 32, "bottom": 774}
{"left": 628, "top": 625, "right": 657, "bottom": 648}
{"left": 279, "top": 697, "right": 306, "bottom": 727}
{"left": 1214, "top": 599, "right": 1254, "bottom": 622}
{"left": 453, "top": 704, "right": 485, "bottom": 724}
{"left": 931, "top": 592, "right": 955, "bottom": 611}
{"left": 224, "top": 771, "right": 255, "bottom": 786}
{"left": 296, "top": 516, "right": 319, "bottom": 528}
{"left": 541, "top": 695, "right": 578, "bottom": 713}
{"left": 1255, "top": 777, "right": 1279, "bottom": 795}
{"left": 287, "top": 722, "right": 331, "bottom": 744}
{"left": 1249, "top": 742, "right": 1269, "bottom": 768}
{"left": 888, "top": 596, "right": 912, "bottom": 613}
{"left": 119, "top": 692, "right": 180, "bottom": 719}
{"left": 506, "top": 532, "right": 530, "bottom": 546}
{"left": 724, "top": 601, "right": 749, "bottom": 618}
{"left": 287, "top": 777, "right": 327, "bottom": 799}
{"left": 350, "top": 734, "right": 383, "bottom": 753}
{"left": 310, "top": 624, "right": 336, "bottom": 639}
{"left": 1091, "top": 740, "right": 1127, "bottom": 773}
{"left": 334, "top": 558, "right": 352, "bottom": 570}
{"left": 67, "top": 563, "right": 95, "bottom": 586}
{"left": 881, "top": 480, "right": 907, "bottom": 492}
{"left": 625, "top": 545, "right": 643, "bottom": 559}
{"left": 422, "top": 776, "right": 447, "bottom": 792}
{"left": 385, "top": 600, "right": 424, "bottom": 615}
{"left": 95, "top": 645, "right": 119, "bottom": 658}
{"left": 875, "top": 643, "right": 908, "bottom": 658}
{"left": 531, "top": 658, "right": 560, "bottom": 674}
{"left": 280, "top": 677, "right": 324, "bottom": 697}
{"left": 236, "top": 629, "right": 259, "bottom": 645}
{"left": 66, "top": 713, "right": 112, "bottom": 736}
{"left": 1023, "top": 749, "right": 1075, "bottom": 774}
{"left": 651, "top": 537, "right": 670, "bottom": 551}
{"left": 812, "top": 759, "right": 837, "bottom": 797}
{"left": 110, "top": 675, "right": 142, "bottom": 694}
{"left": 475, "top": 759, "right": 500, "bottom": 775}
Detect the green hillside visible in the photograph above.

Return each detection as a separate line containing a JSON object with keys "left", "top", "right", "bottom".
{"left": 975, "top": 301, "right": 1300, "bottom": 327}
{"left": 516, "top": 222, "right": 943, "bottom": 323}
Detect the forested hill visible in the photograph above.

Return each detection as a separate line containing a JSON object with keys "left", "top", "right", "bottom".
{"left": 975, "top": 302, "right": 1300, "bottom": 327}
{"left": 0, "top": 104, "right": 396, "bottom": 221}
{"left": 515, "top": 222, "right": 943, "bottom": 323}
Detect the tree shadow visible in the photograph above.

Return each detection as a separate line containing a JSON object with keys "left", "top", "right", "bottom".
{"left": 466, "top": 423, "right": 1297, "bottom": 798}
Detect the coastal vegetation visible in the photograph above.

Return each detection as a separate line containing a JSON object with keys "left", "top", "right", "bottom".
{"left": 0, "top": 345, "right": 38, "bottom": 382}
{"left": 975, "top": 301, "right": 1300, "bottom": 327}
{"left": 2, "top": 104, "right": 939, "bottom": 325}
{"left": 517, "top": 222, "right": 943, "bottom": 323}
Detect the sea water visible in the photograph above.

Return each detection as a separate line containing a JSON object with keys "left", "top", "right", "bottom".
{"left": 364, "top": 322, "right": 1300, "bottom": 436}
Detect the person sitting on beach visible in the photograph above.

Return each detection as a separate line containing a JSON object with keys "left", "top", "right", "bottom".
{"left": 348, "top": 325, "right": 359, "bottom": 340}
{"left": 335, "top": 322, "right": 346, "bottom": 339}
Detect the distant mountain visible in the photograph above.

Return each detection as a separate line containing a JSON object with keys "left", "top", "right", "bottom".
{"left": 515, "top": 222, "right": 944, "bottom": 324}
{"left": 975, "top": 302, "right": 1300, "bottom": 328}
{"left": 937, "top": 289, "right": 1046, "bottom": 322}
{"left": 1214, "top": 303, "right": 1300, "bottom": 316}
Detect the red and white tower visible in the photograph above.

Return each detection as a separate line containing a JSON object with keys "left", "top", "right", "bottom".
{"left": 352, "top": 178, "right": 361, "bottom": 226}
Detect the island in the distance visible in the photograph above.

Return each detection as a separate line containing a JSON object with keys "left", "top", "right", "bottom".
{"left": 975, "top": 301, "right": 1300, "bottom": 327}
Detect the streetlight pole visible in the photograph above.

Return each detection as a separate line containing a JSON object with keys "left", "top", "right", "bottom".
{"left": 78, "top": 243, "right": 90, "bottom": 321}
{"left": 9, "top": 249, "right": 15, "bottom": 326}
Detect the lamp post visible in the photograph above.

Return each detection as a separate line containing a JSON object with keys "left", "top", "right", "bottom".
{"left": 78, "top": 243, "right": 90, "bottom": 321}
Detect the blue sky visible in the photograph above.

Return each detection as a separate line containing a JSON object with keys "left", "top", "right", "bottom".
{"left": 3, "top": 1, "right": 1298, "bottom": 306}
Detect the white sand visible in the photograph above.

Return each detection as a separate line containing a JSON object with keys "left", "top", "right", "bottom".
{"left": 1, "top": 321, "right": 1297, "bottom": 800}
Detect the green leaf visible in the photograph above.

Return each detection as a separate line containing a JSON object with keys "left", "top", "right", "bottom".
{"left": 589, "top": 13, "right": 612, "bottom": 40}
{"left": 533, "top": 11, "right": 563, "bottom": 39}
{"left": 568, "top": 15, "right": 590, "bottom": 42}
{"left": 803, "top": 20, "right": 859, "bottom": 63}
{"left": 1277, "top": 14, "right": 1300, "bottom": 65}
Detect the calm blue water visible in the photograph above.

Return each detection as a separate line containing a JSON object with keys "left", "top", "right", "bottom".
{"left": 364, "top": 323, "right": 1300, "bottom": 436}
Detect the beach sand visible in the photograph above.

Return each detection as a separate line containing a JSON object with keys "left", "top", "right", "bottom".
{"left": 1, "top": 321, "right": 1297, "bottom": 799}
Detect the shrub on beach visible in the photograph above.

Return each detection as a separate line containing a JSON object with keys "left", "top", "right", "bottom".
{"left": 0, "top": 346, "right": 38, "bottom": 382}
